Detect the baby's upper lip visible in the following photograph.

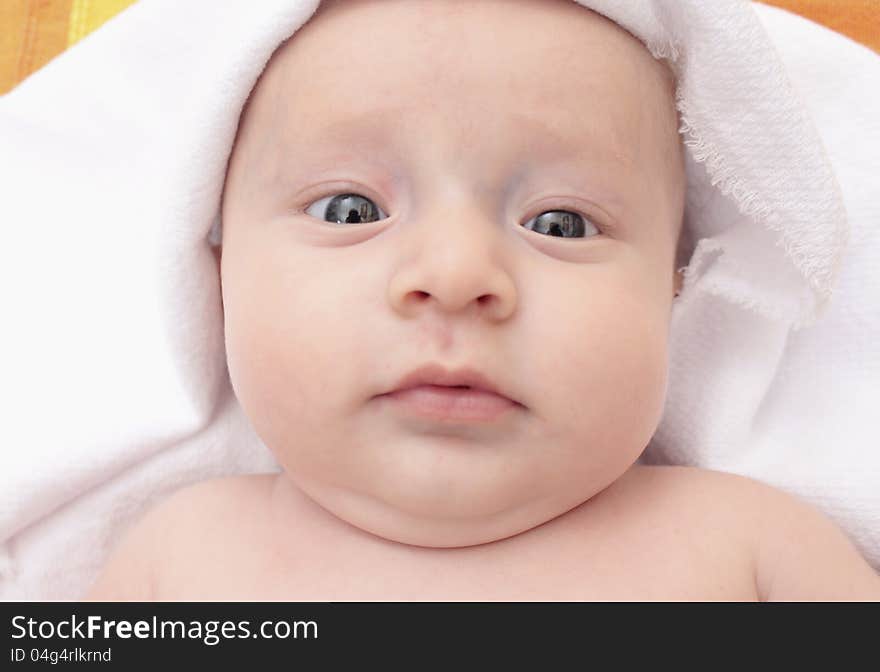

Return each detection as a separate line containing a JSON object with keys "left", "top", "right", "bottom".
{"left": 383, "top": 363, "right": 523, "bottom": 406}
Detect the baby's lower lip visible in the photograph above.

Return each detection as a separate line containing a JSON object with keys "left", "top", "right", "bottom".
{"left": 380, "top": 385, "right": 519, "bottom": 423}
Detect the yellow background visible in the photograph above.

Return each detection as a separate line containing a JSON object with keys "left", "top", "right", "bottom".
{"left": 1, "top": 0, "right": 878, "bottom": 95}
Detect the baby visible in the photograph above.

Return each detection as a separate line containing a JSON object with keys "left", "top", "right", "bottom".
{"left": 87, "top": 0, "right": 880, "bottom": 600}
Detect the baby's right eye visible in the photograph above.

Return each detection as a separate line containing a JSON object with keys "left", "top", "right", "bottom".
{"left": 305, "top": 193, "right": 388, "bottom": 225}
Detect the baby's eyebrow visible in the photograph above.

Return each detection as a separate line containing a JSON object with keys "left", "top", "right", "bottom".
{"left": 505, "top": 111, "right": 635, "bottom": 173}
{"left": 304, "top": 107, "right": 398, "bottom": 149}
{"left": 299, "top": 106, "right": 634, "bottom": 170}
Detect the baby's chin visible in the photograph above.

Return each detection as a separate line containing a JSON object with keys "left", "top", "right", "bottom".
{"left": 286, "top": 472, "right": 605, "bottom": 548}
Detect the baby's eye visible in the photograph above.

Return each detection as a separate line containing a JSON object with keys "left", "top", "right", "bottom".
{"left": 522, "top": 210, "right": 598, "bottom": 239}
{"left": 305, "top": 193, "right": 388, "bottom": 224}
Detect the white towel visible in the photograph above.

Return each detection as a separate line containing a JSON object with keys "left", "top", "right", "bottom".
{"left": 645, "top": 2, "right": 880, "bottom": 569}
{"left": 0, "top": 0, "right": 876, "bottom": 600}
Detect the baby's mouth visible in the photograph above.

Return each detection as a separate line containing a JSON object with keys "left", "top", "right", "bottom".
{"left": 379, "top": 384, "right": 520, "bottom": 424}
{"left": 375, "top": 363, "right": 524, "bottom": 423}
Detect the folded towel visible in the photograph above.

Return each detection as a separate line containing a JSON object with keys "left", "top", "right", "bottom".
{"left": 0, "top": 0, "right": 876, "bottom": 599}
{"left": 645, "top": 1, "right": 880, "bottom": 570}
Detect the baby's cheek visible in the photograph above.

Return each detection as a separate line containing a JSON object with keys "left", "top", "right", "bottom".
{"left": 223, "top": 273, "right": 323, "bottom": 447}
{"left": 560, "top": 292, "right": 669, "bottom": 451}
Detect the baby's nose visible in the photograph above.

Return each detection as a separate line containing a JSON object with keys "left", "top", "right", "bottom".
{"left": 387, "top": 203, "right": 518, "bottom": 321}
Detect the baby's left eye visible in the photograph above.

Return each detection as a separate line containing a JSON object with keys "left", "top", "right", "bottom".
{"left": 522, "top": 210, "right": 598, "bottom": 239}
{"left": 305, "top": 193, "right": 388, "bottom": 224}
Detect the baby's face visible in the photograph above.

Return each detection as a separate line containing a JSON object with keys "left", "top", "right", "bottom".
{"left": 219, "top": 0, "right": 684, "bottom": 547}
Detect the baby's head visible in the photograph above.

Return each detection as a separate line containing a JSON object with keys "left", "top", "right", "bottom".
{"left": 217, "top": 0, "right": 685, "bottom": 547}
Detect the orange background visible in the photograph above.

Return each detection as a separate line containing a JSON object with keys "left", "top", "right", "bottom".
{"left": 0, "top": 0, "right": 878, "bottom": 95}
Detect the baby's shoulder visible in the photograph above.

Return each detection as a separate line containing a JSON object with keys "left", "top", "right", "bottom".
{"left": 610, "top": 463, "right": 777, "bottom": 519}
{"left": 135, "top": 473, "right": 277, "bottom": 550}
{"left": 154, "top": 473, "right": 277, "bottom": 523}
{"left": 604, "top": 465, "right": 792, "bottom": 555}
{"left": 618, "top": 462, "right": 847, "bottom": 538}
{"left": 85, "top": 474, "right": 276, "bottom": 601}
{"left": 599, "top": 464, "right": 772, "bottom": 555}
{"left": 618, "top": 464, "right": 880, "bottom": 600}
{"left": 149, "top": 473, "right": 278, "bottom": 560}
